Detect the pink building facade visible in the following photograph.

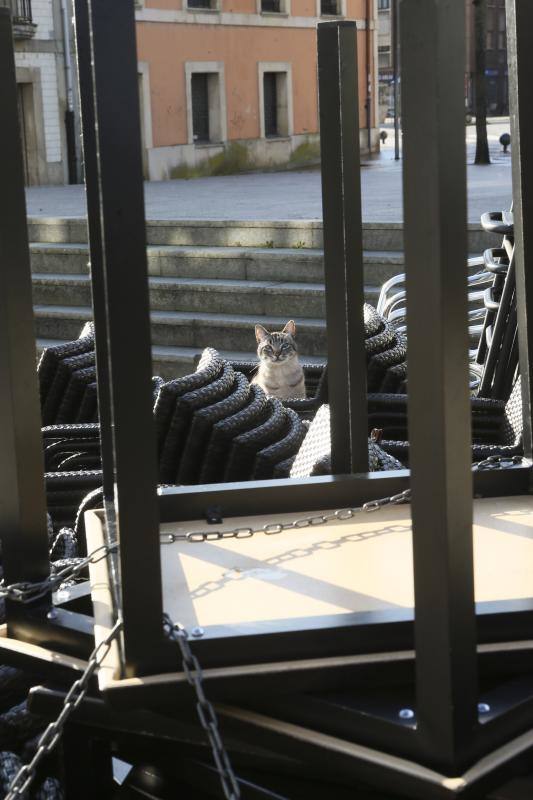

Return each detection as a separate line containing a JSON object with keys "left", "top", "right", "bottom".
{"left": 135, "top": 0, "right": 378, "bottom": 180}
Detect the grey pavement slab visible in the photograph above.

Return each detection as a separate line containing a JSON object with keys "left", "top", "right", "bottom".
{"left": 26, "top": 120, "right": 512, "bottom": 223}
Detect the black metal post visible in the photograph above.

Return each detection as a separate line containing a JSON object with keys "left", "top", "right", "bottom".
{"left": 318, "top": 21, "right": 369, "bottom": 475}
{"left": 0, "top": 9, "right": 50, "bottom": 593}
{"left": 392, "top": 0, "right": 400, "bottom": 161}
{"left": 401, "top": 0, "right": 478, "bottom": 772}
{"left": 81, "top": 0, "right": 169, "bottom": 675}
{"left": 72, "top": 0, "right": 114, "bottom": 504}
{"left": 506, "top": 0, "right": 533, "bottom": 463}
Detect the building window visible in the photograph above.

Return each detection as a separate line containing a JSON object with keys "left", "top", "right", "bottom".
{"left": 378, "top": 45, "right": 391, "bottom": 69}
{"left": 321, "top": 0, "right": 340, "bottom": 14}
{"left": 262, "top": 72, "right": 289, "bottom": 138}
{"left": 7, "top": 0, "right": 33, "bottom": 24}
{"left": 187, "top": 0, "right": 217, "bottom": 9}
{"left": 259, "top": 0, "right": 290, "bottom": 13}
{"left": 192, "top": 74, "right": 210, "bottom": 143}
{"left": 378, "top": 0, "right": 390, "bottom": 9}
{"left": 258, "top": 63, "right": 292, "bottom": 140}
{"left": 263, "top": 73, "right": 278, "bottom": 137}
{"left": 186, "top": 64, "right": 226, "bottom": 145}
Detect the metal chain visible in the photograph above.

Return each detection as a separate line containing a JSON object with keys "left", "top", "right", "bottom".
{"left": 159, "top": 456, "right": 525, "bottom": 545}
{"left": 160, "top": 488, "right": 413, "bottom": 545}
{"left": 163, "top": 614, "right": 241, "bottom": 800}
{"left": 4, "top": 620, "right": 122, "bottom": 800}
{"left": 0, "top": 543, "right": 118, "bottom": 604}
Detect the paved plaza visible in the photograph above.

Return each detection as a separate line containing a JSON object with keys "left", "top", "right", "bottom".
{"left": 26, "top": 120, "right": 512, "bottom": 223}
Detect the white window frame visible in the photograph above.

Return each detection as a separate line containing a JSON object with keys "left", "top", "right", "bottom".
{"left": 258, "top": 62, "right": 293, "bottom": 139}
{"left": 137, "top": 62, "right": 154, "bottom": 151}
{"left": 185, "top": 62, "right": 227, "bottom": 145}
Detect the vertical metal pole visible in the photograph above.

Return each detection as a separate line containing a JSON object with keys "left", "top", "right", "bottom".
{"left": 392, "top": 0, "right": 400, "bottom": 161}
{"left": 72, "top": 0, "right": 114, "bottom": 503}
{"left": 81, "top": 0, "right": 168, "bottom": 675}
{"left": 366, "top": 0, "right": 372, "bottom": 153}
{"left": 318, "top": 21, "right": 369, "bottom": 475}
{"left": 0, "top": 9, "right": 50, "bottom": 593}
{"left": 402, "top": 0, "right": 478, "bottom": 771}
{"left": 506, "top": 0, "right": 533, "bottom": 462}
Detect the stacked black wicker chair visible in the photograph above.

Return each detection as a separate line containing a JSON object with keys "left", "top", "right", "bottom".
{"left": 199, "top": 384, "right": 269, "bottom": 483}
{"left": 223, "top": 398, "right": 289, "bottom": 482}
{"left": 252, "top": 408, "right": 308, "bottom": 479}
{"left": 474, "top": 213, "right": 517, "bottom": 400}
{"left": 45, "top": 348, "right": 313, "bottom": 529}
{"left": 157, "top": 357, "right": 308, "bottom": 484}
{"left": 177, "top": 375, "right": 308, "bottom": 484}
{"left": 475, "top": 211, "right": 514, "bottom": 362}
{"left": 76, "top": 380, "right": 98, "bottom": 422}
{"left": 157, "top": 358, "right": 235, "bottom": 484}
{"left": 176, "top": 371, "right": 252, "bottom": 484}
{"left": 54, "top": 364, "right": 97, "bottom": 424}
{"left": 38, "top": 331, "right": 95, "bottom": 425}
{"left": 43, "top": 377, "right": 164, "bottom": 473}
{"left": 290, "top": 405, "right": 405, "bottom": 477}
{"left": 45, "top": 469, "right": 104, "bottom": 532}
{"left": 366, "top": 392, "right": 507, "bottom": 444}
{"left": 377, "top": 377, "right": 523, "bottom": 466}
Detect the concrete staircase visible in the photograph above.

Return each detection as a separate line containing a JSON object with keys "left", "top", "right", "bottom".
{"left": 29, "top": 218, "right": 499, "bottom": 379}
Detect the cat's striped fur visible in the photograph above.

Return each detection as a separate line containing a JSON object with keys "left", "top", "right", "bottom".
{"left": 251, "top": 320, "right": 306, "bottom": 400}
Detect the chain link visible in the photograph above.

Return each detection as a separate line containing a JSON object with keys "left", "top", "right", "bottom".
{"left": 159, "top": 456, "right": 525, "bottom": 544}
{"left": 4, "top": 620, "right": 122, "bottom": 800}
{"left": 160, "top": 488, "right": 413, "bottom": 545}
{"left": 163, "top": 614, "right": 241, "bottom": 800}
{"left": 0, "top": 543, "right": 118, "bottom": 605}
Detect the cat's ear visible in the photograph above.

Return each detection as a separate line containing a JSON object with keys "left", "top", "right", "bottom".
{"left": 255, "top": 324, "right": 269, "bottom": 343}
{"left": 283, "top": 320, "right": 296, "bottom": 337}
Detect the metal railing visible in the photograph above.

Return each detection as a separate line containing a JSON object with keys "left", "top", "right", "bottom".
{"left": 2, "top": 0, "right": 32, "bottom": 24}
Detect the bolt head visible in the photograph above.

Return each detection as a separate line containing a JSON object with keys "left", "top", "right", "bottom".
{"left": 478, "top": 702, "right": 490, "bottom": 714}
{"left": 399, "top": 708, "right": 415, "bottom": 720}
{"left": 191, "top": 626, "right": 205, "bottom": 638}
{"left": 46, "top": 608, "right": 58, "bottom": 620}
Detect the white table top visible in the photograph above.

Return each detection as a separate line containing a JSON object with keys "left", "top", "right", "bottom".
{"left": 159, "top": 495, "right": 533, "bottom": 631}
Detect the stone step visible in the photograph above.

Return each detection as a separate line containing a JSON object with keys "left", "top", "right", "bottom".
{"left": 27, "top": 217, "right": 500, "bottom": 253}
{"left": 29, "top": 243, "right": 405, "bottom": 286}
{"left": 31, "top": 273, "right": 380, "bottom": 319}
{"left": 33, "top": 306, "right": 331, "bottom": 357}
{"left": 36, "top": 338, "right": 326, "bottom": 381}
{"left": 151, "top": 345, "right": 326, "bottom": 381}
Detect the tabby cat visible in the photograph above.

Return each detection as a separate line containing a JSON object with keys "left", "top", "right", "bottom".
{"left": 251, "top": 320, "right": 306, "bottom": 400}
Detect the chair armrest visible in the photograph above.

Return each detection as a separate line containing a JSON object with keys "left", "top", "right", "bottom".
{"left": 42, "top": 423, "right": 100, "bottom": 440}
